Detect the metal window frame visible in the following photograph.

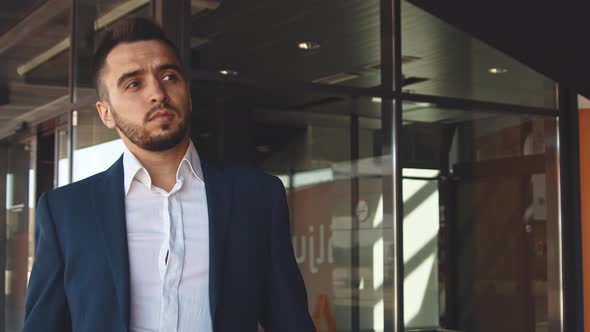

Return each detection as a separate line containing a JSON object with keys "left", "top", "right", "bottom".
{"left": 0, "top": 143, "right": 6, "bottom": 332}
{"left": 163, "top": 1, "right": 571, "bottom": 332}
{"left": 0, "top": 0, "right": 577, "bottom": 331}
{"left": 557, "top": 86, "right": 584, "bottom": 332}
{"left": 380, "top": 0, "right": 404, "bottom": 331}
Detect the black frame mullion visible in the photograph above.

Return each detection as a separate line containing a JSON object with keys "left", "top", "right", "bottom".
{"left": 151, "top": 0, "right": 191, "bottom": 68}
{"left": 558, "top": 86, "right": 584, "bottom": 332}
{"left": 188, "top": 71, "right": 560, "bottom": 116}
{"left": 380, "top": 0, "right": 404, "bottom": 331}
{"left": 350, "top": 107, "right": 360, "bottom": 331}
{"left": 402, "top": 93, "right": 559, "bottom": 116}
{"left": 0, "top": 143, "right": 6, "bottom": 332}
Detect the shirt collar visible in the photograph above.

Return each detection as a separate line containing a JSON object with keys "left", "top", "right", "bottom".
{"left": 178, "top": 140, "right": 203, "bottom": 183}
{"left": 123, "top": 140, "right": 204, "bottom": 196}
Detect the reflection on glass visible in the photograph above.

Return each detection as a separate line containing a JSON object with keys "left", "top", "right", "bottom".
{"left": 71, "top": 1, "right": 151, "bottom": 180}
{"left": 190, "top": 81, "right": 386, "bottom": 330}
{"left": 57, "top": 128, "right": 70, "bottom": 188}
{"left": 403, "top": 169, "right": 440, "bottom": 328}
{"left": 2, "top": 140, "right": 34, "bottom": 332}
{"left": 401, "top": 1, "right": 556, "bottom": 108}
{"left": 73, "top": 1, "right": 152, "bottom": 103}
{"left": 96, "top": 0, "right": 150, "bottom": 18}
{"left": 401, "top": 102, "right": 559, "bottom": 332}
{"left": 73, "top": 109, "right": 124, "bottom": 182}
{"left": 276, "top": 153, "right": 386, "bottom": 332}
{"left": 0, "top": 5, "right": 72, "bottom": 137}
{"left": 73, "top": 138, "right": 126, "bottom": 182}
{"left": 0, "top": 2, "right": 69, "bottom": 330}
{"left": 191, "top": 0, "right": 381, "bottom": 88}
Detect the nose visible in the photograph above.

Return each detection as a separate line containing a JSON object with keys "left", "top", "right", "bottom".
{"left": 147, "top": 77, "right": 168, "bottom": 105}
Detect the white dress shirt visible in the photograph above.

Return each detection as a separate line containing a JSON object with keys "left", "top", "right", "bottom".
{"left": 123, "top": 141, "right": 212, "bottom": 332}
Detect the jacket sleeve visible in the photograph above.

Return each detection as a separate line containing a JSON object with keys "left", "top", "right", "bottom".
{"left": 260, "top": 176, "right": 316, "bottom": 332}
{"left": 23, "top": 192, "right": 72, "bottom": 332}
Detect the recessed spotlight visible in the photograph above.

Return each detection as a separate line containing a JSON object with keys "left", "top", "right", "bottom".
{"left": 488, "top": 67, "right": 508, "bottom": 74}
{"left": 298, "top": 41, "right": 320, "bottom": 50}
{"left": 219, "top": 69, "right": 238, "bottom": 76}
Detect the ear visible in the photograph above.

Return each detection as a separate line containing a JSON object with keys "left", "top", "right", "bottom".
{"left": 96, "top": 100, "right": 116, "bottom": 129}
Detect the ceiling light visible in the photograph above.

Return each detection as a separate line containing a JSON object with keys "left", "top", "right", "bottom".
{"left": 298, "top": 41, "right": 320, "bottom": 50}
{"left": 219, "top": 69, "right": 238, "bottom": 76}
{"left": 488, "top": 67, "right": 508, "bottom": 74}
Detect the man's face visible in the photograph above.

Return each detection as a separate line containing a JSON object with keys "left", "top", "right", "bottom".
{"left": 96, "top": 40, "right": 190, "bottom": 152}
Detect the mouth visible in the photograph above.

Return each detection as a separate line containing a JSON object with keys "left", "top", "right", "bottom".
{"left": 149, "top": 110, "right": 175, "bottom": 122}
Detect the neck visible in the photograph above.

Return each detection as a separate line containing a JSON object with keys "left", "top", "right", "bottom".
{"left": 124, "top": 136, "right": 190, "bottom": 191}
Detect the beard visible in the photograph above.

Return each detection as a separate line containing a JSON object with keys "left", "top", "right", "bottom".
{"left": 111, "top": 102, "right": 189, "bottom": 152}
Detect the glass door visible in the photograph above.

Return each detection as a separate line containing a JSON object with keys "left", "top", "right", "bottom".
{"left": 1, "top": 135, "right": 36, "bottom": 332}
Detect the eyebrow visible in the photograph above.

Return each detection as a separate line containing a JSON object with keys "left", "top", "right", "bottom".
{"left": 116, "top": 69, "right": 144, "bottom": 88}
{"left": 158, "top": 64, "right": 183, "bottom": 74}
{"left": 115, "top": 64, "right": 184, "bottom": 88}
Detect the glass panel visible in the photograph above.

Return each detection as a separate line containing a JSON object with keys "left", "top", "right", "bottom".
{"left": 56, "top": 130, "right": 69, "bottom": 187}
{"left": 71, "top": 0, "right": 151, "bottom": 181}
{"left": 1, "top": 136, "right": 36, "bottom": 332}
{"left": 190, "top": 76, "right": 388, "bottom": 330}
{"left": 0, "top": 1, "right": 48, "bottom": 36}
{"left": 96, "top": 0, "right": 150, "bottom": 17}
{"left": 54, "top": 112, "right": 70, "bottom": 187}
{"left": 0, "top": 4, "right": 71, "bottom": 138}
{"left": 401, "top": 1, "right": 556, "bottom": 108}
{"left": 401, "top": 101, "right": 560, "bottom": 332}
{"left": 72, "top": 108, "right": 125, "bottom": 182}
{"left": 191, "top": 0, "right": 381, "bottom": 88}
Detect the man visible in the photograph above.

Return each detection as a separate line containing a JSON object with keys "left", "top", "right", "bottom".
{"left": 23, "top": 17, "right": 314, "bottom": 332}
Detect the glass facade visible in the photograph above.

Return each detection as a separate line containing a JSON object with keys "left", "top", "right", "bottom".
{"left": 1, "top": 135, "right": 36, "bottom": 332}
{"left": 400, "top": 103, "right": 560, "bottom": 331}
{"left": 0, "top": 1, "right": 571, "bottom": 332}
{"left": 401, "top": 1, "right": 556, "bottom": 108}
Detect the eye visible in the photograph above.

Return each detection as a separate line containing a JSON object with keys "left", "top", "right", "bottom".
{"left": 126, "top": 81, "right": 139, "bottom": 89}
{"left": 162, "top": 73, "right": 177, "bottom": 81}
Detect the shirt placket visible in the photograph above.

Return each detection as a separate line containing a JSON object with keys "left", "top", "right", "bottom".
{"left": 159, "top": 185, "right": 185, "bottom": 332}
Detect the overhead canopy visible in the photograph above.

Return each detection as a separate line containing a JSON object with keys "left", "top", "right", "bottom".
{"left": 409, "top": 0, "right": 590, "bottom": 100}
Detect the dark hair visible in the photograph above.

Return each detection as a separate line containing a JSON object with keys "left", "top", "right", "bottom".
{"left": 92, "top": 17, "right": 182, "bottom": 99}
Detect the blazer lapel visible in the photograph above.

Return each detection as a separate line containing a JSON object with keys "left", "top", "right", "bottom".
{"left": 92, "top": 156, "right": 130, "bottom": 329}
{"left": 201, "top": 160, "right": 233, "bottom": 323}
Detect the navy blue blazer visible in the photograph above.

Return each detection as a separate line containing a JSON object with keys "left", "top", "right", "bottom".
{"left": 23, "top": 156, "right": 315, "bottom": 332}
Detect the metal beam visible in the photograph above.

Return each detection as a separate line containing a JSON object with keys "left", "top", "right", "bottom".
{"left": 402, "top": 92, "right": 559, "bottom": 117}
{"left": 70, "top": 0, "right": 97, "bottom": 102}
{"left": 191, "top": 0, "right": 220, "bottom": 13}
{"left": 0, "top": 0, "right": 71, "bottom": 55}
{"left": 16, "top": 0, "right": 150, "bottom": 76}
